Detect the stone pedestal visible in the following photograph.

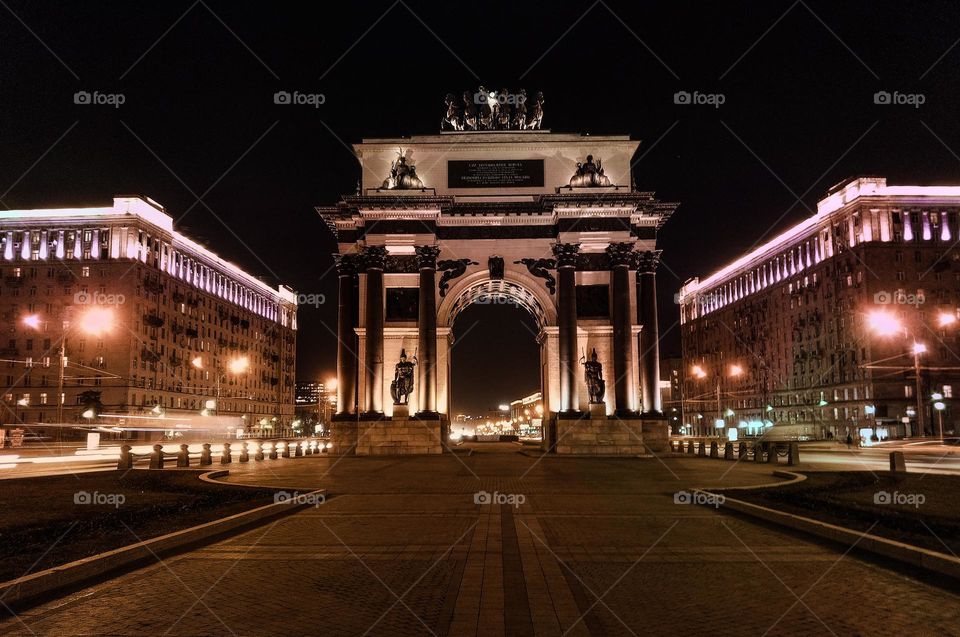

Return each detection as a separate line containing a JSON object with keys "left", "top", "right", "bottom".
{"left": 640, "top": 418, "right": 670, "bottom": 453}
{"left": 331, "top": 415, "right": 442, "bottom": 456}
{"left": 393, "top": 404, "right": 410, "bottom": 419}
{"left": 555, "top": 417, "right": 647, "bottom": 455}
{"left": 588, "top": 403, "right": 607, "bottom": 418}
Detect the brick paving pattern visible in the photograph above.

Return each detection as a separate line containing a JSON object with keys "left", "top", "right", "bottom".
{"left": 2, "top": 450, "right": 959, "bottom": 636}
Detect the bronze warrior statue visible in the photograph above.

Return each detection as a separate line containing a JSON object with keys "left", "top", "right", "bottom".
{"left": 390, "top": 349, "right": 417, "bottom": 405}
{"left": 581, "top": 348, "right": 605, "bottom": 404}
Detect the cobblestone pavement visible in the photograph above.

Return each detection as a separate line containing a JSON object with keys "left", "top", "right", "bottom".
{"left": 3, "top": 450, "right": 959, "bottom": 636}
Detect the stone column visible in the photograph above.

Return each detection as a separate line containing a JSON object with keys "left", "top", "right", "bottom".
{"left": 334, "top": 254, "right": 359, "bottom": 416}
{"left": 607, "top": 243, "right": 637, "bottom": 416}
{"left": 553, "top": 243, "right": 581, "bottom": 414}
{"left": 637, "top": 250, "right": 663, "bottom": 415}
{"left": 362, "top": 246, "right": 387, "bottom": 416}
{"left": 416, "top": 245, "right": 441, "bottom": 417}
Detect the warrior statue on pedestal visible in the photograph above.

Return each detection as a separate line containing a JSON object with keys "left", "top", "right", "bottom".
{"left": 390, "top": 349, "right": 417, "bottom": 405}
{"left": 581, "top": 348, "right": 605, "bottom": 404}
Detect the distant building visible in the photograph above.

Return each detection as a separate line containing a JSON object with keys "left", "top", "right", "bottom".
{"left": 0, "top": 196, "right": 298, "bottom": 436}
{"left": 659, "top": 356, "right": 683, "bottom": 434}
{"left": 678, "top": 177, "right": 960, "bottom": 441}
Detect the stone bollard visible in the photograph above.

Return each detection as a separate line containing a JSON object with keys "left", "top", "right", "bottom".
{"left": 753, "top": 443, "right": 764, "bottom": 463}
{"left": 710, "top": 441, "right": 719, "bottom": 458}
{"left": 200, "top": 443, "right": 213, "bottom": 466}
{"left": 269, "top": 443, "right": 279, "bottom": 460}
{"left": 724, "top": 442, "right": 734, "bottom": 460}
{"left": 240, "top": 442, "right": 250, "bottom": 463}
{"left": 177, "top": 444, "right": 191, "bottom": 467}
{"left": 687, "top": 440, "right": 695, "bottom": 454}
{"left": 738, "top": 441, "right": 747, "bottom": 459}
{"left": 890, "top": 451, "right": 906, "bottom": 472}
{"left": 788, "top": 442, "right": 800, "bottom": 466}
{"left": 149, "top": 444, "right": 165, "bottom": 469}
{"left": 698, "top": 440, "right": 706, "bottom": 457}
{"left": 117, "top": 444, "right": 134, "bottom": 470}
{"left": 281, "top": 441, "right": 291, "bottom": 458}
{"left": 254, "top": 443, "right": 265, "bottom": 461}
{"left": 295, "top": 441, "right": 303, "bottom": 457}
{"left": 766, "top": 442, "right": 777, "bottom": 464}
{"left": 221, "top": 442, "right": 232, "bottom": 464}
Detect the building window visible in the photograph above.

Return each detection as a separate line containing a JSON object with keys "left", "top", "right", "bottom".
{"left": 81, "top": 266, "right": 90, "bottom": 277}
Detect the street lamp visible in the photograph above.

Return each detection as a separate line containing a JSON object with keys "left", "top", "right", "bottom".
{"left": 22, "top": 307, "right": 114, "bottom": 424}
{"left": 192, "top": 355, "right": 250, "bottom": 418}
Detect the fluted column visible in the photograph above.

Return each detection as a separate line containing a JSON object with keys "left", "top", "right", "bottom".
{"left": 553, "top": 243, "right": 581, "bottom": 414}
{"left": 362, "top": 246, "right": 387, "bottom": 416}
{"left": 416, "top": 245, "right": 441, "bottom": 416}
{"left": 607, "top": 243, "right": 637, "bottom": 416}
{"left": 637, "top": 250, "right": 663, "bottom": 415}
{"left": 334, "top": 254, "right": 360, "bottom": 416}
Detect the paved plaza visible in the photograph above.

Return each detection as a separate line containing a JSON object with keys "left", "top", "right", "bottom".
{"left": 3, "top": 447, "right": 959, "bottom": 636}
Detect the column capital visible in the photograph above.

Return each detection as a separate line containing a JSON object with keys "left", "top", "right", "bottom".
{"left": 606, "top": 242, "right": 636, "bottom": 268}
{"left": 414, "top": 245, "right": 441, "bottom": 270}
{"left": 635, "top": 250, "right": 663, "bottom": 274}
{"left": 333, "top": 253, "right": 361, "bottom": 276}
{"left": 361, "top": 245, "right": 388, "bottom": 270}
{"left": 552, "top": 242, "right": 581, "bottom": 268}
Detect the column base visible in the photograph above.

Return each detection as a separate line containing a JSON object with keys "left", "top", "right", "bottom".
{"left": 556, "top": 416, "right": 646, "bottom": 455}
{"left": 558, "top": 409, "right": 585, "bottom": 420}
{"left": 330, "top": 416, "right": 443, "bottom": 456}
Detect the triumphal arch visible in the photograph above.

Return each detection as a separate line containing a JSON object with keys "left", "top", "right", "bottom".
{"left": 319, "top": 92, "right": 677, "bottom": 455}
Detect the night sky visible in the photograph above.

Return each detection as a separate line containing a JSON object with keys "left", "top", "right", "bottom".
{"left": 3, "top": 1, "right": 960, "bottom": 414}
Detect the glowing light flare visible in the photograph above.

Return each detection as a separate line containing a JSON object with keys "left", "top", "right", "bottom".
{"left": 228, "top": 356, "right": 250, "bottom": 374}
{"left": 79, "top": 307, "right": 115, "bottom": 336}
{"left": 22, "top": 314, "right": 42, "bottom": 330}
{"left": 729, "top": 364, "right": 744, "bottom": 377}
{"left": 912, "top": 342, "right": 927, "bottom": 355}
{"left": 938, "top": 312, "right": 958, "bottom": 328}
{"left": 691, "top": 365, "right": 707, "bottom": 379}
{"left": 866, "top": 310, "right": 902, "bottom": 337}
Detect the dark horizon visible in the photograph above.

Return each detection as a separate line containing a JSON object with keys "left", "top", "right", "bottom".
{"left": 3, "top": 0, "right": 960, "bottom": 412}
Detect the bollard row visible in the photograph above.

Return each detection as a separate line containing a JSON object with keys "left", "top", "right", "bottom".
{"left": 670, "top": 439, "right": 800, "bottom": 466}
{"left": 117, "top": 439, "right": 332, "bottom": 470}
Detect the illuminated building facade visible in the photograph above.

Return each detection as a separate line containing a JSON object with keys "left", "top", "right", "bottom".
{"left": 0, "top": 196, "right": 298, "bottom": 434}
{"left": 678, "top": 177, "right": 960, "bottom": 440}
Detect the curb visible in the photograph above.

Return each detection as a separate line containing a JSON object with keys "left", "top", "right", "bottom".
{"left": 0, "top": 470, "right": 325, "bottom": 609}
{"left": 694, "top": 472, "right": 960, "bottom": 581}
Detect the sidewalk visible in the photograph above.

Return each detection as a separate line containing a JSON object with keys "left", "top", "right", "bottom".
{"left": 2, "top": 454, "right": 957, "bottom": 635}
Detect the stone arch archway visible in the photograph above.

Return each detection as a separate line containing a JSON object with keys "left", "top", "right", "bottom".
{"left": 320, "top": 128, "right": 675, "bottom": 455}
{"left": 436, "top": 268, "right": 559, "bottom": 420}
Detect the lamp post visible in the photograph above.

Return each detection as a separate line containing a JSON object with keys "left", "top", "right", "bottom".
{"left": 864, "top": 309, "right": 960, "bottom": 438}
{"left": 192, "top": 355, "right": 250, "bottom": 421}
{"left": 23, "top": 307, "right": 114, "bottom": 425}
